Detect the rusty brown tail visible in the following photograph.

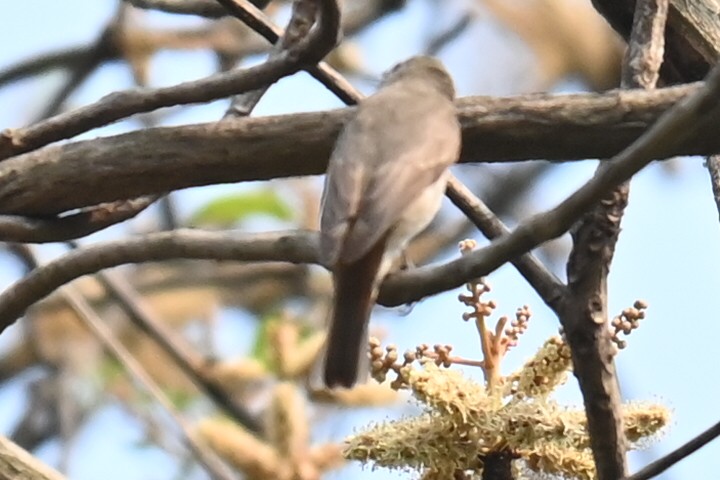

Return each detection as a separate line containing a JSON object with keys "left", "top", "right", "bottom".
{"left": 324, "top": 239, "right": 387, "bottom": 388}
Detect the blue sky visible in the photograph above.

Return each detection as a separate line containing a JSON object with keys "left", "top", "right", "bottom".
{"left": 1, "top": 1, "right": 719, "bottom": 479}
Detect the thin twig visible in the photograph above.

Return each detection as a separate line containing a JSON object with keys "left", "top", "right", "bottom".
{"left": 557, "top": 1, "right": 668, "bottom": 478}
{"left": 158, "top": 196, "right": 179, "bottom": 231}
{"left": 222, "top": 0, "right": 319, "bottom": 118}
{"left": 0, "top": 47, "right": 98, "bottom": 89}
{"left": 623, "top": 419, "right": 720, "bottom": 480}
{"left": 214, "top": 0, "right": 277, "bottom": 44}
{"left": 425, "top": 13, "right": 474, "bottom": 55}
{"left": 126, "top": 0, "right": 231, "bottom": 18}
{"left": 60, "top": 286, "right": 238, "bottom": 480}
{"left": 92, "top": 267, "right": 263, "bottom": 433}
{"left": 0, "top": 0, "right": 341, "bottom": 160}
{"left": 34, "top": 10, "right": 124, "bottom": 120}
{"left": 706, "top": 155, "right": 720, "bottom": 222}
{"left": 445, "top": 175, "right": 565, "bottom": 310}
{"left": 0, "top": 196, "right": 157, "bottom": 243}
{"left": 0, "top": 62, "right": 283, "bottom": 158}
{"left": 215, "top": 0, "right": 361, "bottom": 103}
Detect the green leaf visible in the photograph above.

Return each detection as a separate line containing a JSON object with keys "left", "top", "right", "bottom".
{"left": 189, "top": 189, "right": 293, "bottom": 227}
{"left": 250, "top": 314, "right": 278, "bottom": 372}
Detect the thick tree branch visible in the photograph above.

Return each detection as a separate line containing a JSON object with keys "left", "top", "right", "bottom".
{"left": 0, "top": 84, "right": 715, "bottom": 216}
{"left": 0, "top": 52, "right": 716, "bottom": 335}
{"left": 591, "top": 0, "right": 719, "bottom": 83}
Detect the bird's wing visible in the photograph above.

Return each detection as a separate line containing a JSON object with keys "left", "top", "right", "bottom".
{"left": 320, "top": 87, "right": 460, "bottom": 266}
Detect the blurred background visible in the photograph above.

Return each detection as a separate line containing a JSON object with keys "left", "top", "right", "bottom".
{"left": 0, "top": 1, "right": 719, "bottom": 479}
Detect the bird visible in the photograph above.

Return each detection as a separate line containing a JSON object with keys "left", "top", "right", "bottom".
{"left": 319, "top": 55, "right": 462, "bottom": 388}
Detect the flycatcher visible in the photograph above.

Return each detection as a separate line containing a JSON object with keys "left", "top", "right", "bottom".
{"left": 320, "top": 56, "right": 462, "bottom": 388}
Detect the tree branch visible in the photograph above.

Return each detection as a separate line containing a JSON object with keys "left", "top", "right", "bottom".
{"left": 90, "top": 267, "right": 262, "bottom": 433}
{"left": 0, "top": 83, "right": 715, "bottom": 216}
{"left": 380, "top": 58, "right": 720, "bottom": 306}
{"left": 0, "top": 62, "right": 717, "bottom": 332}
{"left": 0, "top": 197, "right": 156, "bottom": 243}
{"left": 0, "top": 0, "right": 341, "bottom": 160}
{"left": 126, "top": 0, "right": 235, "bottom": 18}
{"left": 444, "top": 176, "right": 565, "bottom": 310}
{"left": 591, "top": 0, "right": 719, "bottom": 83}
{"left": 60, "top": 284, "right": 239, "bottom": 480}
{"left": 0, "top": 230, "right": 318, "bottom": 335}
{"left": 557, "top": 1, "right": 668, "bottom": 478}
{"left": 706, "top": 155, "right": 720, "bottom": 221}
{"left": 0, "top": 436, "right": 65, "bottom": 480}
{"left": 222, "top": 0, "right": 323, "bottom": 117}
{"left": 623, "top": 419, "right": 720, "bottom": 480}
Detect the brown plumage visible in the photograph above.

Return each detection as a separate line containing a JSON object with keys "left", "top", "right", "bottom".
{"left": 320, "top": 56, "right": 461, "bottom": 388}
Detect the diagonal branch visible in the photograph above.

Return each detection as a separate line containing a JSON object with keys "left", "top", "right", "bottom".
{"left": 0, "top": 0, "right": 341, "bottom": 160}
{"left": 211, "top": 0, "right": 362, "bottom": 104}
{"left": 127, "top": 0, "right": 237, "bottom": 18}
{"left": 623, "top": 419, "right": 720, "bottom": 480}
{"left": 0, "top": 47, "right": 102, "bottom": 89}
{"left": 90, "top": 268, "right": 262, "bottom": 433}
{"left": 591, "top": 0, "right": 718, "bottom": 83}
{"left": 0, "top": 435, "right": 66, "bottom": 480}
{"left": 221, "top": 0, "right": 324, "bottom": 117}
{"left": 33, "top": 8, "right": 126, "bottom": 121}
{"left": 706, "top": 155, "right": 720, "bottom": 221}
{"left": 444, "top": 176, "right": 566, "bottom": 310}
{"left": 60, "top": 286, "right": 239, "bottom": 480}
{"left": 379, "top": 58, "right": 720, "bottom": 306}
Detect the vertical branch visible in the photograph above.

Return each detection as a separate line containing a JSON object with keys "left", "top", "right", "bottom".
{"left": 558, "top": 1, "right": 668, "bottom": 479}
{"left": 214, "top": 0, "right": 360, "bottom": 104}
{"left": 222, "top": 0, "right": 319, "bottom": 117}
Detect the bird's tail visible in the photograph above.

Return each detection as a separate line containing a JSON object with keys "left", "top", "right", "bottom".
{"left": 323, "top": 239, "right": 387, "bottom": 388}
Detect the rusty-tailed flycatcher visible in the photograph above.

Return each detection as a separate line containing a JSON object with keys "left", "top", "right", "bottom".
{"left": 319, "top": 56, "right": 461, "bottom": 388}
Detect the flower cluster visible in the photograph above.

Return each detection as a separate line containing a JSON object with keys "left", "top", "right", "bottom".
{"left": 344, "top": 240, "right": 668, "bottom": 479}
